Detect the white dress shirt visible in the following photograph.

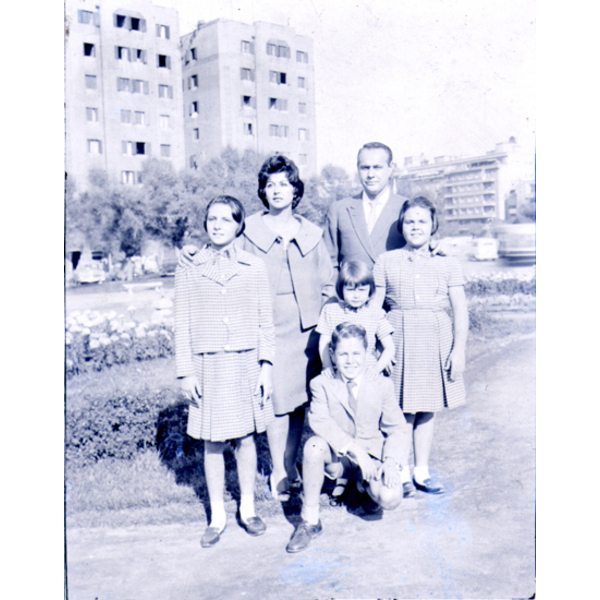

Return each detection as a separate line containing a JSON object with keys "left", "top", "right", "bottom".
{"left": 362, "top": 187, "right": 391, "bottom": 234}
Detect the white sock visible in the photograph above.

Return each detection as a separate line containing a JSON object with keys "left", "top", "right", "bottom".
{"left": 209, "top": 501, "right": 226, "bottom": 531}
{"left": 399, "top": 465, "right": 412, "bottom": 484}
{"left": 413, "top": 466, "right": 430, "bottom": 484}
{"left": 302, "top": 504, "right": 320, "bottom": 526}
{"left": 239, "top": 494, "right": 256, "bottom": 522}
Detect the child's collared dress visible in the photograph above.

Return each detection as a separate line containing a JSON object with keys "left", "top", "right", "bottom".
{"left": 374, "top": 246, "right": 466, "bottom": 413}
{"left": 174, "top": 245, "right": 275, "bottom": 442}
{"left": 316, "top": 299, "right": 393, "bottom": 367}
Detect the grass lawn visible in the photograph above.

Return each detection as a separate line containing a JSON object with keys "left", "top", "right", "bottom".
{"left": 66, "top": 311, "right": 535, "bottom": 530}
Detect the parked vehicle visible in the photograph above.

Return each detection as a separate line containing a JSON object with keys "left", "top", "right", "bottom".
{"left": 470, "top": 238, "right": 498, "bottom": 261}
{"left": 493, "top": 223, "right": 536, "bottom": 262}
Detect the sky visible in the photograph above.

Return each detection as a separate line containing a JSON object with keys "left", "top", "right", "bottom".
{"left": 155, "top": 0, "right": 535, "bottom": 172}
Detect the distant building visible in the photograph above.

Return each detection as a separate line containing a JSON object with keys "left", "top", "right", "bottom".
{"left": 180, "top": 19, "right": 318, "bottom": 176}
{"left": 65, "top": 0, "right": 185, "bottom": 191}
{"left": 395, "top": 138, "right": 534, "bottom": 226}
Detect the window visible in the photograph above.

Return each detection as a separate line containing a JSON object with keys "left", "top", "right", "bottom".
{"left": 120, "top": 109, "right": 132, "bottom": 124}
{"left": 83, "top": 43, "right": 95, "bottom": 57}
{"left": 269, "top": 71, "right": 287, "bottom": 84}
{"left": 298, "top": 128, "right": 309, "bottom": 141}
{"left": 86, "top": 107, "right": 99, "bottom": 122}
{"left": 160, "top": 114, "right": 170, "bottom": 129}
{"left": 269, "top": 125, "right": 288, "bottom": 137}
{"left": 157, "top": 54, "right": 171, "bottom": 69}
{"left": 132, "top": 79, "right": 149, "bottom": 94}
{"left": 269, "top": 98, "right": 288, "bottom": 111}
{"left": 136, "top": 142, "right": 146, "bottom": 155}
{"left": 133, "top": 49, "right": 147, "bottom": 64}
{"left": 298, "top": 77, "right": 306, "bottom": 89}
{"left": 115, "top": 14, "right": 127, "bottom": 28}
{"left": 134, "top": 111, "right": 146, "bottom": 125}
{"left": 193, "top": 128, "right": 200, "bottom": 139}
{"left": 158, "top": 84, "right": 173, "bottom": 98}
{"left": 190, "top": 48, "right": 197, "bottom": 61}
{"left": 241, "top": 95, "right": 256, "bottom": 108}
{"left": 241, "top": 40, "right": 254, "bottom": 54}
{"left": 130, "top": 18, "right": 144, "bottom": 31}
{"left": 117, "top": 77, "right": 130, "bottom": 92}
{"left": 156, "top": 24, "right": 170, "bottom": 39}
{"left": 267, "top": 43, "right": 290, "bottom": 58}
{"left": 85, "top": 74, "right": 97, "bottom": 89}
{"left": 299, "top": 154, "right": 308, "bottom": 165}
{"left": 190, "top": 101, "right": 198, "bottom": 117}
{"left": 189, "top": 74, "right": 198, "bottom": 89}
{"left": 296, "top": 50, "right": 308, "bottom": 63}
{"left": 240, "top": 68, "right": 255, "bottom": 82}
{"left": 160, "top": 144, "right": 171, "bottom": 158}
{"left": 243, "top": 123, "right": 253, "bottom": 136}
{"left": 122, "top": 171, "right": 135, "bottom": 184}
{"left": 78, "top": 10, "right": 94, "bottom": 24}
{"left": 298, "top": 102, "right": 307, "bottom": 114}
{"left": 115, "top": 46, "right": 131, "bottom": 61}
{"left": 190, "top": 155, "right": 198, "bottom": 169}
{"left": 122, "top": 141, "right": 134, "bottom": 155}
{"left": 88, "top": 139, "right": 102, "bottom": 154}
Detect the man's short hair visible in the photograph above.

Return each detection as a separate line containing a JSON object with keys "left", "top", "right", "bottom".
{"left": 357, "top": 142, "right": 393, "bottom": 165}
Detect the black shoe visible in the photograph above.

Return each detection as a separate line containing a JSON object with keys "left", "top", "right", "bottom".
{"left": 402, "top": 481, "right": 416, "bottom": 498}
{"left": 414, "top": 477, "right": 445, "bottom": 494}
{"left": 239, "top": 516, "right": 267, "bottom": 536}
{"left": 200, "top": 526, "right": 225, "bottom": 548}
{"left": 359, "top": 491, "right": 383, "bottom": 520}
{"left": 286, "top": 520, "right": 323, "bottom": 553}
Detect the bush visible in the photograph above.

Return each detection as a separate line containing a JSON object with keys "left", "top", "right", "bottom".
{"left": 66, "top": 387, "right": 180, "bottom": 466}
{"left": 464, "top": 269, "right": 536, "bottom": 297}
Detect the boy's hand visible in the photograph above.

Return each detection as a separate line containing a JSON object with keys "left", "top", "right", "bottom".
{"left": 180, "top": 376, "right": 201, "bottom": 407}
{"left": 380, "top": 458, "right": 401, "bottom": 488}
{"left": 444, "top": 348, "right": 465, "bottom": 382}
{"left": 348, "top": 443, "right": 378, "bottom": 481}
{"left": 179, "top": 244, "right": 200, "bottom": 267}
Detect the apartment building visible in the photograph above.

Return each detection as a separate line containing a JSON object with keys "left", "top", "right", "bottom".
{"left": 180, "top": 19, "right": 318, "bottom": 176}
{"left": 65, "top": 0, "right": 185, "bottom": 191}
{"left": 395, "top": 138, "right": 534, "bottom": 225}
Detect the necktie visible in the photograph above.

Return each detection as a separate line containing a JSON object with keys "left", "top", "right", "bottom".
{"left": 347, "top": 380, "right": 358, "bottom": 414}
{"left": 366, "top": 201, "right": 378, "bottom": 234}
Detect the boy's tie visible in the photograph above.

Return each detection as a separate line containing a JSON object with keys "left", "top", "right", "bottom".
{"left": 347, "top": 380, "right": 358, "bottom": 414}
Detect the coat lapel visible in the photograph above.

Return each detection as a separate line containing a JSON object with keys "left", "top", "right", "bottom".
{"left": 369, "top": 192, "right": 402, "bottom": 248}
{"left": 346, "top": 198, "right": 376, "bottom": 262}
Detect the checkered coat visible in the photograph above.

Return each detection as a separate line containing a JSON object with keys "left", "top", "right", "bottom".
{"left": 174, "top": 247, "right": 275, "bottom": 378}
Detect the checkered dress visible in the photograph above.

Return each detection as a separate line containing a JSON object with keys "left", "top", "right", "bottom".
{"left": 373, "top": 248, "right": 466, "bottom": 413}
{"left": 316, "top": 299, "right": 393, "bottom": 366}
{"left": 174, "top": 246, "right": 275, "bottom": 441}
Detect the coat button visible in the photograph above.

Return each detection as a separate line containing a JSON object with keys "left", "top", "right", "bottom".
{"left": 221, "top": 288, "right": 227, "bottom": 295}
{"left": 223, "top": 344, "right": 231, "bottom": 351}
{"left": 223, "top": 317, "right": 230, "bottom": 324}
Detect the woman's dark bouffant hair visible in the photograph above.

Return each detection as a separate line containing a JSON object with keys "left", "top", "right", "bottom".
{"left": 257, "top": 155, "right": 304, "bottom": 210}
{"left": 397, "top": 196, "right": 439, "bottom": 235}
{"left": 203, "top": 195, "right": 246, "bottom": 237}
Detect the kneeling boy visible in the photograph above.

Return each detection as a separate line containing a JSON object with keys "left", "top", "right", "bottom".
{"left": 286, "top": 322, "right": 405, "bottom": 553}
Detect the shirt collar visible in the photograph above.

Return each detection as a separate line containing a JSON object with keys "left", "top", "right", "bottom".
{"left": 194, "top": 243, "right": 252, "bottom": 265}
{"left": 338, "top": 371, "right": 364, "bottom": 391}
{"left": 361, "top": 185, "right": 390, "bottom": 208}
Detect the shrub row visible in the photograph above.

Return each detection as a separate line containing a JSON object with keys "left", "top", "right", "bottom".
{"left": 464, "top": 269, "right": 536, "bottom": 297}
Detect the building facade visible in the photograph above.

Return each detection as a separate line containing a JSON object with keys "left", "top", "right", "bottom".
{"left": 180, "top": 19, "right": 317, "bottom": 176}
{"left": 65, "top": 0, "right": 185, "bottom": 192}
{"left": 395, "top": 139, "right": 534, "bottom": 227}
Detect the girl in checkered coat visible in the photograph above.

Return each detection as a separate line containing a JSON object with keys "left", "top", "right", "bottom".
{"left": 175, "top": 196, "right": 275, "bottom": 548}
{"left": 373, "top": 197, "right": 468, "bottom": 497}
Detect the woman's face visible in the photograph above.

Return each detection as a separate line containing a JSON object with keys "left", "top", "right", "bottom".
{"left": 206, "top": 203, "right": 239, "bottom": 249}
{"left": 402, "top": 206, "right": 433, "bottom": 249}
{"left": 264, "top": 172, "right": 295, "bottom": 213}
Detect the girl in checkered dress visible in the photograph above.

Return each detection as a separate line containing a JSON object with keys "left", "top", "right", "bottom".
{"left": 317, "top": 260, "right": 394, "bottom": 377}
{"left": 175, "top": 196, "right": 275, "bottom": 547}
{"left": 373, "top": 197, "right": 468, "bottom": 496}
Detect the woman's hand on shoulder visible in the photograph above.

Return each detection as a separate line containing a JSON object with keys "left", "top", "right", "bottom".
{"left": 179, "top": 244, "right": 200, "bottom": 267}
{"left": 180, "top": 376, "right": 201, "bottom": 407}
{"left": 429, "top": 238, "right": 450, "bottom": 256}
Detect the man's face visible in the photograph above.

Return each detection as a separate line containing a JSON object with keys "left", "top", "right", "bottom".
{"left": 332, "top": 336, "right": 367, "bottom": 381}
{"left": 357, "top": 148, "right": 394, "bottom": 199}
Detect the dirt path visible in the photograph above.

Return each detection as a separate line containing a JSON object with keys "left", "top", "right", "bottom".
{"left": 66, "top": 334, "right": 535, "bottom": 600}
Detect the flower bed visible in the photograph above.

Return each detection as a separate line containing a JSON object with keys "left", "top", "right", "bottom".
{"left": 66, "top": 310, "right": 173, "bottom": 377}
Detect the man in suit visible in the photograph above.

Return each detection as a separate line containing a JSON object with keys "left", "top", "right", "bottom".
{"left": 324, "top": 142, "right": 407, "bottom": 273}
{"left": 286, "top": 323, "right": 404, "bottom": 553}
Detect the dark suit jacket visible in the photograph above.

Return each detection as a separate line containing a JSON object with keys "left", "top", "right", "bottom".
{"left": 308, "top": 373, "right": 404, "bottom": 463}
{"left": 324, "top": 191, "right": 408, "bottom": 272}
